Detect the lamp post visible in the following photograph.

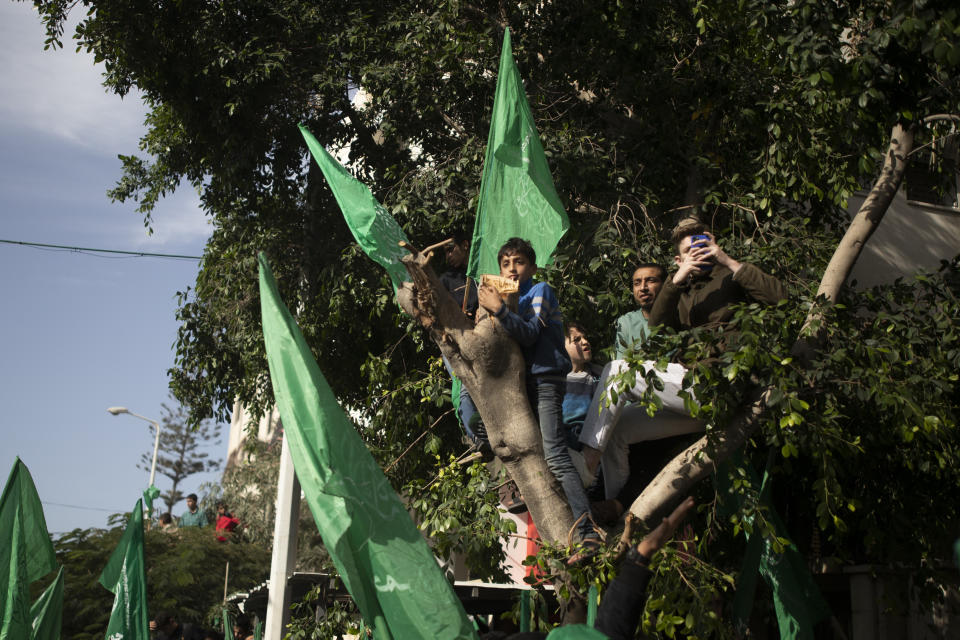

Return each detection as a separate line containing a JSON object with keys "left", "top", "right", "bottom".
{"left": 107, "top": 406, "right": 161, "bottom": 487}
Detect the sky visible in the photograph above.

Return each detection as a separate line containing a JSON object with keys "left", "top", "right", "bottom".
{"left": 1, "top": 2, "right": 224, "bottom": 535}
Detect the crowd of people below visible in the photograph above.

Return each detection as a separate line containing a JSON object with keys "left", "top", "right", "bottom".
{"left": 440, "top": 220, "right": 787, "bottom": 538}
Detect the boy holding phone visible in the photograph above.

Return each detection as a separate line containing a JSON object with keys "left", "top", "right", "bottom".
{"left": 649, "top": 221, "right": 786, "bottom": 331}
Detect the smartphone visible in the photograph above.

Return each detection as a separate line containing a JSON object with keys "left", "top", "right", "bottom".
{"left": 690, "top": 234, "right": 713, "bottom": 272}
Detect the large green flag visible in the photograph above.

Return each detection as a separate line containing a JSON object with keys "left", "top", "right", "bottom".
{"left": 99, "top": 500, "right": 148, "bottom": 640}
{"left": 258, "top": 254, "right": 476, "bottom": 640}
{"left": 722, "top": 458, "right": 831, "bottom": 639}
{"left": 467, "top": 27, "right": 569, "bottom": 279}
{"left": 299, "top": 125, "right": 411, "bottom": 291}
{"left": 30, "top": 566, "right": 63, "bottom": 640}
{"left": 0, "top": 458, "right": 57, "bottom": 640}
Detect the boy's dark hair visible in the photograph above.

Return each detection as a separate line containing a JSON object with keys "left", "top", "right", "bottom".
{"left": 449, "top": 229, "right": 471, "bottom": 245}
{"left": 497, "top": 237, "right": 536, "bottom": 265}
{"left": 159, "top": 512, "right": 172, "bottom": 524}
{"left": 152, "top": 610, "right": 175, "bottom": 626}
{"left": 564, "top": 321, "right": 587, "bottom": 339}
{"left": 187, "top": 493, "right": 198, "bottom": 502}
{"left": 215, "top": 500, "right": 226, "bottom": 508}
{"left": 634, "top": 262, "right": 667, "bottom": 281}
{"left": 670, "top": 221, "right": 709, "bottom": 251}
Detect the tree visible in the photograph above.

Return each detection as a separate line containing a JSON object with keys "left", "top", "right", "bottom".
{"left": 29, "top": 0, "right": 960, "bottom": 633}
{"left": 44, "top": 520, "right": 270, "bottom": 640}
{"left": 140, "top": 399, "right": 221, "bottom": 515}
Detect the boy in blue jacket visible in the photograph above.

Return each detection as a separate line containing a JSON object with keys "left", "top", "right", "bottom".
{"left": 477, "top": 237, "right": 595, "bottom": 542}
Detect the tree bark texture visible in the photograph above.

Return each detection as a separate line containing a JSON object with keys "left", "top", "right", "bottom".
{"left": 398, "top": 248, "right": 576, "bottom": 544}
{"left": 627, "top": 123, "right": 917, "bottom": 524}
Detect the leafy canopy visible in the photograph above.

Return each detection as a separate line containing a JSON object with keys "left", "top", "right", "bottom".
{"left": 27, "top": 0, "right": 960, "bottom": 634}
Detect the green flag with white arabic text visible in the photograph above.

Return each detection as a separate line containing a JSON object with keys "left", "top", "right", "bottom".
{"left": 258, "top": 253, "right": 476, "bottom": 640}
{"left": 30, "top": 566, "right": 63, "bottom": 640}
{"left": 300, "top": 125, "right": 410, "bottom": 292}
{"left": 467, "top": 27, "right": 569, "bottom": 279}
{"left": 0, "top": 458, "right": 57, "bottom": 640}
{"left": 99, "top": 500, "right": 148, "bottom": 640}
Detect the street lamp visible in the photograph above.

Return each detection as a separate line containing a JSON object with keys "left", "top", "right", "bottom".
{"left": 107, "top": 406, "right": 161, "bottom": 488}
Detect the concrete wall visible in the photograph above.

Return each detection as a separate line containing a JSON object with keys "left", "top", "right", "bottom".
{"left": 226, "top": 399, "right": 281, "bottom": 468}
{"left": 847, "top": 190, "right": 960, "bottom": 288}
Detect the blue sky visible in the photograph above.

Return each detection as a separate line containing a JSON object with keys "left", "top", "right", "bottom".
{"left": 1, "top": 2, "right": 224, "bottom": 535}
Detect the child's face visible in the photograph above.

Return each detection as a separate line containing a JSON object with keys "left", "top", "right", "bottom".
{"left": 444, "top": 240, "right": 468, "bottom": 269}
{"left": 499, "top": 251, "right": 537, "bottom": 283}
{"left": 565, "top": 327, "right": 592, "bottom": 368}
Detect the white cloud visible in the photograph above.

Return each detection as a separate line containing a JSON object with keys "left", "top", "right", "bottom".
{"left": 0, "top": 4, "right": 212, "bottom": 255}
{"left": 0, "top": 3, "right": 146, "bottom": 152}
{"left": 0, "top": 4, "right": 212, "bottom": 253}
{"left": 135, "top": 189, "right": 213, "bottom": 250}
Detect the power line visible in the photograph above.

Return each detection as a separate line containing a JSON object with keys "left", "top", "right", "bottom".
{"left": 0, "top": 238, "right": 202, "bottom": 260}
{"left": 42, "top": 500, "right": 123, "bottom": 513}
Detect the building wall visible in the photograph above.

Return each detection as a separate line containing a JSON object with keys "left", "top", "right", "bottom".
{"left": 227, "top": 399, "right": 281, "bottom": 468}
{"left": 847, "top": 190, "right": 960, "bottom": 288}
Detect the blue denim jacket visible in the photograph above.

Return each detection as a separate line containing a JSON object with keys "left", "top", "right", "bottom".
{"left": 494, "top": 279, "right": 571, "bottom": 377}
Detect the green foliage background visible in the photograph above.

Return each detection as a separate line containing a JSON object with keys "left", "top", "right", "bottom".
{"left": 27, "top": 0, "right": 960, "bottom": 635}
{"left": 44, "top": 523, "right": 270, "bottom": 640}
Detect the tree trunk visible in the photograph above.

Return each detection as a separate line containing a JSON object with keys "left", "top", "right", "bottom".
{"left": 398, "top": 247, "right": 576, "bottom": 544}
{"left": 628, "top": 123, "right": 916, "bottom": 523}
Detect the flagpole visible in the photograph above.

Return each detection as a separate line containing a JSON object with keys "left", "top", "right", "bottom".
{"left": 223, "top": 560, "right": 230, "bottom": 602}
{"left": 264, "top": 431, "right": 300, "bottom": 640}
{"left": 462, "top": 277, "right": 473, "bottom": 315}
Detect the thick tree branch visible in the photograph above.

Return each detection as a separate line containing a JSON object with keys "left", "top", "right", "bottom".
{"left": 812, "top": 123, "right": 915, "bottom": 306}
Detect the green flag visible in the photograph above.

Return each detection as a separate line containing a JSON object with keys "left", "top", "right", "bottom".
{"left": 223, "top": 609, "right": 234, "bottom": 640}
{"left": 722, "top": 458, "right": 831, "bottom": 639}
{"left": 545, "top": 624, "right": 608, "bottom": 639}
{"left": 30, "top": 566, "right": 63, "bottom": 640}
{"left": 258, "top": 254, "right": 476, "bottom": 640}
{"left": 141, "top": 486, "right": 160, "bottom": 518}
{"left": 586, "top": 584, "right": 598, "bottom": 627}
{"left": 0, "top": 458, "right": 57, "bottom": 640}
{"left": 467, "top": 27, "right": 570, "bottom": 279}
{"left": 99, "top": 500, "right": 148, "bottom": 640}
{"left": 299, "top": 125, "right": 410, "bottom": 291}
